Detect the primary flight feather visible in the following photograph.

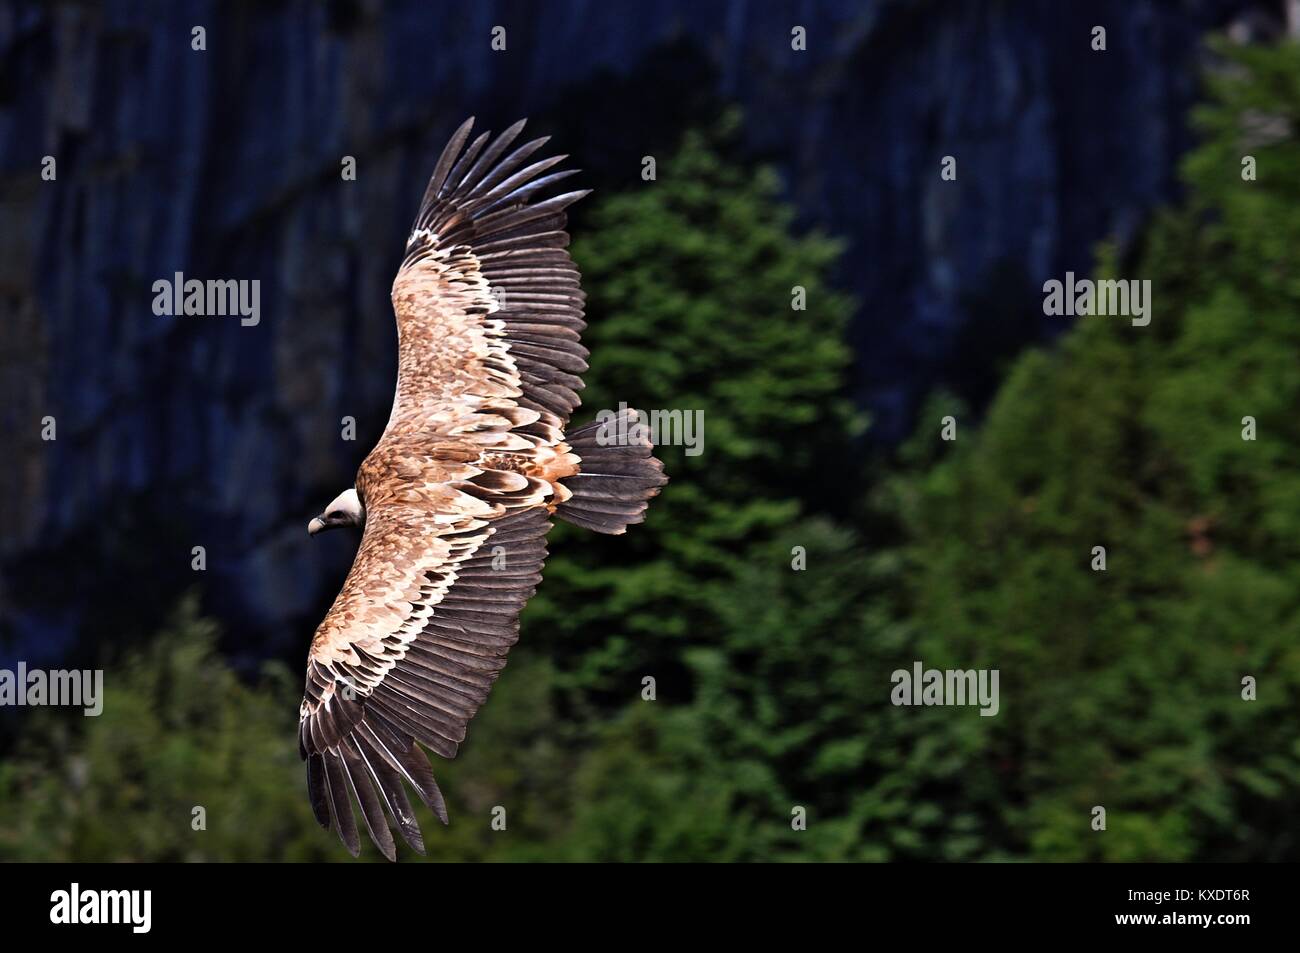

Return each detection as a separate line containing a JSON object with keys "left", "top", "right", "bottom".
{"left": 299, "top": 117, "right": 668, "bottom": 860}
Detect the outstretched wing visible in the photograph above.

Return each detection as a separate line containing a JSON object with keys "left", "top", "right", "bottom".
{"left": 386, "top": 116, "right": 592, "bottom": 451}
{"left": 299, "top": 118, "right": 594, "bottom": 859}
{"left": 301, "top": 505, "right": 550, "bottom": 860}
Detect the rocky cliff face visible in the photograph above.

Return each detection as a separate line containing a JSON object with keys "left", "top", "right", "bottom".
{"left": 0, "top": 0, "right": 1270, "bottom": 663}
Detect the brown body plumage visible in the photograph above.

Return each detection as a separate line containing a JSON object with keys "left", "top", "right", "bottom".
{"left": 298, "top": 118, "right": 667, "bottom": 860}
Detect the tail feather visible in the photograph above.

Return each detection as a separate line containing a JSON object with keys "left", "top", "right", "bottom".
{"left": 556, "top": 408, "right": 668, "bottom": 534}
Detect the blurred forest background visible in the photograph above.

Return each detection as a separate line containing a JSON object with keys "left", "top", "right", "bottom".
{"left": 1, "top": 1, "right": 1299, "bottom": 861}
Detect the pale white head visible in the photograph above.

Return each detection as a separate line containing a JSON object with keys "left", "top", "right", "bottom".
{"left": 308, "top": 488, "right": 365, "bottom": 536}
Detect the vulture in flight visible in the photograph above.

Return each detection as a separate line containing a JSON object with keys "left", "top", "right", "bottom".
{"left": 299, "top": 118, "right": 667, "bottom": 859}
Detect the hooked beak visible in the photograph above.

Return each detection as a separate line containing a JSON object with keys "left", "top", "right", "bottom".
{"left": 308, "top": 516, "right": 326, "bottom": 536}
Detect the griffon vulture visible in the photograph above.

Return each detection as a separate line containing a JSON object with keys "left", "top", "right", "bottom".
{"left": 299, "top": 118, "right": 667, "bottom": 859}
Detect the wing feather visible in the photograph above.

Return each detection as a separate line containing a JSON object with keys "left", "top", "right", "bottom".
{"left": 300, "top": 508, "right": 550, "bottom": 857}
{"left": 322, "top": 750, "right": 361, "bottom": 857}
{"left": 392, "top": 118, "right": 591, "bottom": 435}
{"left": 339, "top": 740, "right": 397, "bottom": 862}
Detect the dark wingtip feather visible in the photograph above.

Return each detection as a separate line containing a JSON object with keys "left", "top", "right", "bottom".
{"left": 306, "top": 753, "right": 331, "bottom": 829}
{"left": 398, "top": 819, "right": 427, "bottom": 855}
{"left": 340, "top": 743, "right": 398, "bottom": 862}
{"left": 353, "top": 728, "right": 429, "bottom": 856}
{"left": 322, "top": 752, "right": 361, "bottom": 857}
{"left": 418, "top": 117, "right": 477, "bottom": 222}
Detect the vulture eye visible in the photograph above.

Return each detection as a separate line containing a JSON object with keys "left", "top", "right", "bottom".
{"left": 327, "top": 511, "right": 344, "bottom": 521}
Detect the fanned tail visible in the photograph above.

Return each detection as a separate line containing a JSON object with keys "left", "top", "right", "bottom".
{"left": 556, "top": 407, "right": 668, "bottom": 534}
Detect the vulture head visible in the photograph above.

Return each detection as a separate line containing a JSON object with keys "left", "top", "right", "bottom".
{"left": 308, "top": 488, "right": 365, "bottom": 536}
